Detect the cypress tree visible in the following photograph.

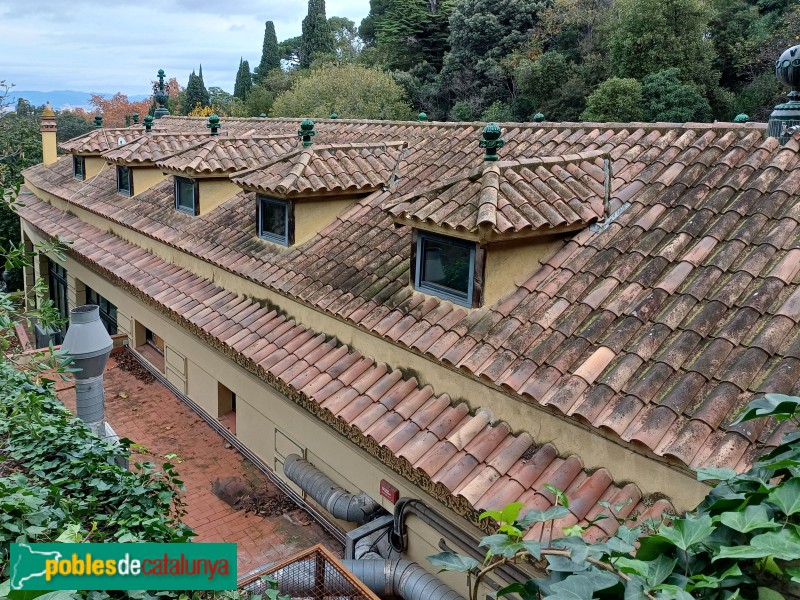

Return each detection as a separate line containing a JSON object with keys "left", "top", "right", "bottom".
{"left": 185, "top": 69, "right": 211, "bottom": 114}
{"left": 300, "top": 0, "right": 335, "bottom": 68}
{"left": 233, "top": 58, "right": 253, "bottom": 100}
{"left": 254, "top": 21, "right": 281, "bottom": 84}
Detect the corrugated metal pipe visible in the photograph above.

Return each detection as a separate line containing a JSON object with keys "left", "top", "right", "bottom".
{"left": 267, "top": 557, "right": 465, "bottom": 600}
{"left": 283, "top": 454, "right": 381, "bottom": 524}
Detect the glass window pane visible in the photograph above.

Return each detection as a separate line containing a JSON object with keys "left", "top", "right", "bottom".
{"left": 118, "top": 166, "right": 131, "bottom": 194}
{"left": 260, "top": 199, "right": 287, "bottom": 241}
{"left": 419, "top": 236, "right": 472, "bottom": 298}
{"left": 176, "top": 178, "right": 195, "bottom": 212}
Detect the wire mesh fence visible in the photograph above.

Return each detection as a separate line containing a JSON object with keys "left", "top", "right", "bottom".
{"left": 238, "top": 544, "right": 379, "bottom": 600}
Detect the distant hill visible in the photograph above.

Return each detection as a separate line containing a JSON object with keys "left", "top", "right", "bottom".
{"left": 6, "top": 90, "right": 150, "bottom": 110}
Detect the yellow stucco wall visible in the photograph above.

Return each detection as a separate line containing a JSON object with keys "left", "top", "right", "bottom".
{"left": 131, "top": 167, "right": 166, "bottom": 197}
{"left": 42, "top": 131, "right": 57, "bottom": 166}
{"left": 198, "top": 179, "right": 239, "bottom": 216}
{"left": 84, "top": 157, "right": 108, "bottom": 180}
{"left": 484, "top": 237, "right": 564, "bottom": 307}
{"left": 294, "top": 198, "right": 356, "bottom": 245}
{"left": 20, "top": 182, "right": 709, "bottom": 509}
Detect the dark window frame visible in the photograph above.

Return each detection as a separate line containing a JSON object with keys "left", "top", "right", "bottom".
{"left": 411, "top": 231, "right": 483, "bottom": 308}
{"left": 47, "top": 259, "right": 69, "bottom": 344}
{"left": 116, "top": 165, "right": 133, "bottom": 196}
{"left": 73, "top": 155, "right": 85, "bottom": 181}
{"left": 174, "top": 176, "right": 199, "bottom": 216}
{"left": 257, "top": 195, "right": 294, "bottom": 246}
{"left": 85, "top": 285, "right": 118, "bottom": 335}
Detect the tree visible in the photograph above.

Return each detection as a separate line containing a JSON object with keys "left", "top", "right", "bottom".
{"left": 235, "top": 85, "right": 275, "bottom": 117}
{"left": 435, "top": 0, "right": 548, "bottom": 118}
{"left": 88, "top": 93, "right": 152, "bottom": 128}
{"left": 431, "top": 393, "right": 800, "bottom": 599}
{"left": 329, "top": 16, "right": 364, "bottom": 63}
{"left": 300, "top": 0, "right": 336, "bottom": 68}
{"left": 271, "top": 63, "right": 413, "bottom": 120}
{"left": 184, "top": 68, "right": 210, "bottom": 114}
{"left": 233, "top": 58, "right": 253, "bottom": 100}
{"left": 580, "top": 77, "right": 643, "bottom": 121}
{"left": 368, "top": 0, "right": 455, "bottom": 71}
{"left": 279, "top": 36, "right": 303, "bottom": 69}
{"left": 641, "top": 68, "right": 713, "bottom": 122}
{"left": 254, "top": 21, "right": 281, "bottom": 84}
{"left": 207, "top": 87, "right": 235, "bottom": 116}
{"left": 56, "top": 111, "right": 93, "bottom": 143}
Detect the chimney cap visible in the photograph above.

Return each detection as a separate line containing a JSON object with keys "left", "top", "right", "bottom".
{"left": 42, "top": 101, "right": 56, "bottom": 118}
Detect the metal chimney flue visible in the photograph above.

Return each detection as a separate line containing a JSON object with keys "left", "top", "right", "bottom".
{"left": 61, "top": 305, "right": 113, "bottom": 437}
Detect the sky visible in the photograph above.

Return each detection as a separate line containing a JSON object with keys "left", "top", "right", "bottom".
{"left": 0, "top": 0, "right": 371, "bottom": 95}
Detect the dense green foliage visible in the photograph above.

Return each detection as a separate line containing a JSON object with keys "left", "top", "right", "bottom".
{"left": 233, "top": 58, "right": 253, "bottom": 100}
{"left": 581, "top": 77, "right": 643, "bottom": 121}
{"left": 300, "top": 0, "right": 335, "bottom": 68}
{"left": 254, "top": 21, "right": 282, "bottom": 84}
{"left": 271, "top": 63, "right": 413, "bottom": 119}
{"left": 0, "top": 361, "right": 193, "bottom": 575}
{"left": 184, "top": 68, "right": 211, "bottom": 114}
{"left": 431, "top": 394, "right": 800, "bottom": 598}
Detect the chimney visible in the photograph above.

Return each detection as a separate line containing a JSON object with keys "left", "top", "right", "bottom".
{"left": 40, "top": 101, "right": 57, "bottom": 166}
{"left": 61, "top": 305, "right": 113, "bottom": 437}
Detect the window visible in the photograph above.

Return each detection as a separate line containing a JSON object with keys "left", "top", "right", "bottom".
{"left": 86, "top": 286, "right": 118, "bottom": 334}
{"left": 48, "top": 260, "right": 69, "bottom": 343}
{"left": 175, "top": 176, "right": 198, "bottom": 215}
{"left": 117, "top": 165, "right": 132, "bottom": 196}
{"left": 73, "top": 155, "right": 85, "bottom": 181}
{"left": 145, "top": 328, "right": 165, "bottom": 354}
{"left": 414, "top": 232, "right": 476, "bottom": 307}
{"left": 257, "top": 196, "right": 293, "bottom": 245}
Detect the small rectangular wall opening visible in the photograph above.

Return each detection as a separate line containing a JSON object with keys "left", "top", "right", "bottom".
{"left": 133, "top": 322, "right": 165, "bottom": 373}
{"left": 218, "top": 382, "right": 236, "bottom": 434}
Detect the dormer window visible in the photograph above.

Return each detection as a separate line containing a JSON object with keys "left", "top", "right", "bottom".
{"left": 257, "top": 196, "right": 293, "bottom": 246}
{"left": 117, "top": 166, "right": 132, "bottom": 196}
{"left": 73, "top": 156, "right": 85, "bottom": 181}
{"left": 414, "top": 232, "right": 477, "bottom": 307}
{"left": 175, "top": 176, "right": 199, "bottom": 216}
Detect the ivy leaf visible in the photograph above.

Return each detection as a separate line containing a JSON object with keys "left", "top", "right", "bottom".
{"left": 719, "top": 505, "right": 781, "bottom": 533}
{"left": 786, "top": 565, "right": 800, "bottom": 583}
{"left": 522, "top": 541, "right": 542, "bottom": 560}
{"left": 501, "top": 502, "right": 526, "bottom": 525}
{"left": 732, "top": 394, "right": 800, "bottom": 424}
{"left": 543, "top": 574, "right": 594, "bottom": 600}
{"left": 695, "top": 467, "right": 737, "bottom": 482}
{"left": 427, "top": 551, "right": 479, "bottom": 573}
{"left": 478, "top": 509, "right": 502, "bottom": 522}
{"left": 544, "top": 484, "right": 569, "bottom": 508}
{"left": 716, "top": 529, "right": 800, "bottom": 561}
{"left": 55, "top": 523, "right": 83, "bottom": 542}
{"left": 768, "top": 478, "right": 800, "bottom": 515}
{"left": 518, "top": 506, "right": 570, "bottom": 527}
{"left": 757, "top": 588, "right": 786, "bottom": 600}
{"left": 656, "top": 514, "right": 715, "bottom": 551}
{"left": 479, "top": 534, "right": 524, "bottom": 558}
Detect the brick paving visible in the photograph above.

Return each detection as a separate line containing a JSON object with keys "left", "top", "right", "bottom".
{"left": 56, "top": 350, "right": 341, "bottom": 577}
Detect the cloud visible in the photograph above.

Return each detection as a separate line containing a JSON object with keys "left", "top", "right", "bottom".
{"left": 0, "top": 0, "right": 370, "bottom": 93}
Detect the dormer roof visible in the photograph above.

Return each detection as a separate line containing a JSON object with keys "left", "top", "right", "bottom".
{"left": 102, "top": 133, "right": 207, "bottom": 166}
{"left": 232, "top": 142, "right": 406, "bottom": 198}
{"left": 385, "top": 150, "right": 609, "bottom": 241}
{"left": 59, "top": 126, "right": 145, "bottom": 154}
{"left": 154, "top": 135, "right": 297, "bottom": 176}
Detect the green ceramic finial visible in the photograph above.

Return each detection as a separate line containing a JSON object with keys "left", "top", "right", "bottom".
{"left": 132, "top": 113, "right": 139, "bottom": 124}
{"left": 298, "top": 118, "right": 316, "bottom": 147}
{"left": 94, "top": 114, "right": 103, "bottom": 129}
{"left": 418, "top": 112, "right": 428, "bottom": 122}
{"left": 734, "top": 113, "right": 750, "bottom": 123}
{"left": 207, "top": 114, "right": 221, "bottom": 135}
{"left": 144, "top": 115, "right": 154, "bottom": 132}
{"left": 259, "top": 113, "right": 267, "bottom": 118}
{"left": 330, "top": 113, "right": 338, "bottom": 119}
{"left": 479, "top": 123, "right": 504, "bottom": 161}
{"left": 533, "top": 112, "right": 545, "bottom": 123}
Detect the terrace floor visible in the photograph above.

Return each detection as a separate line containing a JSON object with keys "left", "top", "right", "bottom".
{"left": 55, "top": 348, "right": 341, "bottom": 577}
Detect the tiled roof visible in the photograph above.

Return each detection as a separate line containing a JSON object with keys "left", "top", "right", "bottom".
{"left": 59, "top": 126, "right": 145, "bottom": 154}
{"left": 23, "top": 117, "right": 798, "bottom": 477}
{"left": 232, "top": 143, "right": 406, "bottom": 197}
{"left": 101, "top": 133, "right": 208, "bottom": 165}
{"left": 385, "top": 151, "right": 607, "bottom": 238}
{"left": 17, "top": 191, "right": 670, "bottom": 543}
{"left": 154, "top": 135, "right": 298, "bottom": 175}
